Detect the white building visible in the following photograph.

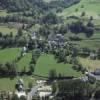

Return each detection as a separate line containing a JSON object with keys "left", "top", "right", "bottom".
{"left": 37, "top": 85, "right": 52, "bottom": 98}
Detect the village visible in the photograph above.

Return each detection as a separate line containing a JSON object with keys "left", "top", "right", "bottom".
{"left": 0, "top": 32, "right": 100, "bottom": 100}
{"left": 0, "top": 0, "right": 100, "bottom": 100}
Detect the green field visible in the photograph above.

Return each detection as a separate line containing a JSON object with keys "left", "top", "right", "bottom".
{"left": 0, "top": 48, "right": 20, "bottom": 63}
{"left": 0, "top": 49, "right": 82, "bottom": 90}
{"left": 78, "top": 57, "right": 100, "bottom": 71}
{"left": 65, "top": 31, "right": 100, "bottom": 50}
{"left": 58, "top": 0, "right": 100, "bottom": 19}
{"left": 0, "top": 48, "right": 34, "bottom": 91}
{"left": 43, "top": 0, "right": 55, "bottom": 2}
{"left": 0, "top": 10, "right": 11, "bottom": 17}
{"left": 0, "top": 48, "right": 32, "bottom": 71}
{"left": 17, "top": 53, "right": 32, "bottom": 71}
{"left": 35, "top": 54, "right": 82, "bottom": 77}
{"left": 0, "top": 26, "right": 17, "bottom": 35}
{"left": 0, "top": 76, "right": 36, "bottom": 91}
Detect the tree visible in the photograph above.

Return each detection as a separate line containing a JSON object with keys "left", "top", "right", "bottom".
{"left": 75, "top": 8, "right": 78, "bottom": 12}
{"left": 29, "top": 64, "right": 35, "bottom": 74}
{"left": 69, "top": 21, "right": 84, "bottom": 34}
{"left": 28, "top": 82, "right": 33, "bottom": 90}
{"left": 12, "top": 94, "right": 19, "bottom": 100}
{"left": 87, "top": 21, "right": 94, "bottom": 27}
{"left": 97, "top": 48, "right": 100, "bottom": 59}
{"left": 52, "top": 83, "right": 58, "bottom": 94}
{"left": 56, "top": 80, "right": 93, "bottom": 100}
{"left": 49, "top": 69, "right": 57, "bottom": 80}
{"left": 94, "top": 90, "right": 100, "bottom": 99}
{"left": 81, "top": 11, "right": 86, "bottom": 17}
{"left": 56, "top": 49, "right": 67, "bottom": 63}
{"left": 42, "top": 12, "right": 61, "bottom": 24}
{"left": 20, "top": 96, "right": 26, "bottom": 100}
{"left": 85, "top": 27, "right": 94, "bottom": 38}
{"left": 90, "top": 16, "right": 93, "bottom": 20}
{"left": 31, "top": 49, "right": 41, "bottom": 64}
{"left": 17, "top": 28, "right": 23, "bottom": 36}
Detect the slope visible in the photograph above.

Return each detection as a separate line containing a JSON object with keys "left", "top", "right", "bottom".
{"left": 58, "top": 0, "right": 100, "bottom": 19}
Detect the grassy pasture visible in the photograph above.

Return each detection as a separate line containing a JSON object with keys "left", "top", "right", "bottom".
{"left": 0, "top": 48, "right": 21, "bottom": 63}
{"left": 78, "top": 57, "right": 100, "bottom": 71}
{"left": 58, "top": 0, "right": 100, "bottom": 19}
{"left": 35, "top": 54, "right": 82, "bottom": 77}
{"left": 69, "top": 31, "right": 100, "bottom": 50}
{"left": 0, "top": 26, "right": 17, "bottom": 35}
{"left": 0, "top": 10, "right": 11, "bottom": 17}
{"left": 17, "top": 53, "right": 32, "bottom": 71}
{"left": 0, "top": 76, "right": 36, "bottom": 91}
{"left": 0, "top": 48, "right": 34, "bottom": 91}
{"left": 0, "top": 48, "right": 32, "bottom": 71}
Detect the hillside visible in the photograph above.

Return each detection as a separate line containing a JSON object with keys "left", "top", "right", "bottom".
{"left": 0, "top": 0, "right": 80, "bottom": 12}
{"left": 58, "top": 0, "right": 100, "bottom": 19}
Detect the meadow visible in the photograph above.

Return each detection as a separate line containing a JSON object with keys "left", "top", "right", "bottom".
{"left": 0, "top": 26, "right": 17, "bottom": 35}
{"left": 58, "top": 0, "right": 100, "bottom": 19}
{"left": 0, "top": 48, "right": 82, "bottom": 77}
{"left": 0, "top": 49, "right": 83, "bottom": 90}
{"left": 0, "top": 48, "right": 33, "bottom": 90}
{"left": 34, "top": 54, "right": 82, "bottom": 77}
{"left": 78, "top": 57, "right": 100, "bottom": 72}
{"left": 0, "top": 76, "right": 36, "bottom": 91}
{"left": 0, "top": 48, "right": 20, "bottom": 63}
{"left": 0, "top": 10, "right": 11, "bottom": 17}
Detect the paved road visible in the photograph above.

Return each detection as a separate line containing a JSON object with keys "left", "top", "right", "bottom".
{"left": 27, "top": 83, "right": 44, "bottom": 100}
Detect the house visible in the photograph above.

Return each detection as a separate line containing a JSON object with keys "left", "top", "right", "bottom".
{"left": 15, "top": 79, "right": 24, "bottom": 91}
{"left": 15, "top": 91, "right": 26, "bottom": 98}
{"left": 22, "top": 46, "right": 27, "bottom": 56}
{"left": 89, "top": 52, "right": 97, "bottom": 60}
{"left": 31, "top": 32, "right": 37, "bottom": 40}
{"left": 48, "top": 34, "right": 65, "bottom": 49}
{"left": 37, "top": 85, "right": 52, "bottom": 98}
{"left": 94, "top": 69, "right": 100, "bottom": 75}
{"left": 15, "top": 79, "right": 26, "bottom": 98}
{"left": 87, "top": 70, "right": 100, "bottom": 81}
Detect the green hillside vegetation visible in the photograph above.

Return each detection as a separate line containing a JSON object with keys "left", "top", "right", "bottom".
{"left": 0, "top": 48, "right": 20, "bottom": 63}
{"left": 0, "top": 10, "right": 11, "bottom": 16}
{"left": 0, "top": 26, "right": 17, "bottom": 35}
{"left": 58, "top": 0, "right": 100, "bottom": 19}
{"left": 0, "top": 48, "right": 31, "bottom": 72}
{"left": 78, "top": 57, "right": 100, "bottom": 71}
{"left": 35, "top": 54, "right": 82, "bottom": 77}
{"left": 0, "top": 76, "right": 36, "bottom": 91}
{"left": 70, "top": 32, "right": 100, "bottom": 50}
{"left": 0, "top": 0, "right": 100, "bottom": 92}
{"left": 17, "top": 53, "right": 32, "bottom": 71}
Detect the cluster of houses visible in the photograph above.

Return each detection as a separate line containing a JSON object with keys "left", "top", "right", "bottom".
{"left": 48, "top": 34, "right": 66, "bottom": 49}
{"left": 21, "top": 32, "right": 67, "bottom": 55}
{"left": 31, "top": 32, "right": 66, "bottom": 48}
{"left": 0, "top": 91, "right": 13, "bottom": 100}
{"left": 15, "top": 79, "right": 53, "bottom": 100}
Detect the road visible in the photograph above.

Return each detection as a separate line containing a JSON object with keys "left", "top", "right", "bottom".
{"left": 27, "top": 83, "right": 44, "bottom": 100}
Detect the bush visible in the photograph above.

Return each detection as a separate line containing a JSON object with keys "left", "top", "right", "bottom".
{"left": 69, "top": 36, "right": 82, "bottom": 41}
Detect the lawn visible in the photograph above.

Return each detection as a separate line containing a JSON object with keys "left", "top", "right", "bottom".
{"left": 0, "top": 10, "right": 11, "bottom": 17}
{"left": 0, "top": 48, "right": 32, "bottom": 71}
{"left": 34, "top": 54, "right": 82, "bottom": 77}
{"left": 17, "top": 53, "right": 32, "bottom": 71}
{"left": 78, "top": 57, "right": 100, "bottom": 71}
{"left": 58, "top": 0, "right": 100, "bottom": 19}
{"left": 0, "top": 26, "right": 17, "bottom": 35}
{"left": 0, "top": 76, "right": 36, "bottom": 91}
{"left": 0, "top": 48, "right": 21, "bottom": 63}
{"left": 43, "top": 0, "right": 54, "bottom": 3}
{"left": 70, "top": 31, "right": 100, "bottom": 50}
{"left": 0, "top": 48, "right": 36, "bottom": 91}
